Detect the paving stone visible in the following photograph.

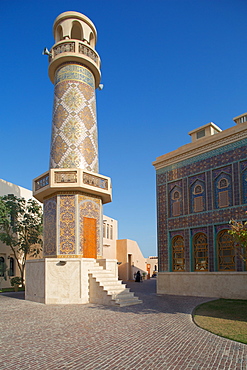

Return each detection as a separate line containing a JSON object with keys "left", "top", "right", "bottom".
{"left": 0, "top": 279, "right": 246, "bottom": 369}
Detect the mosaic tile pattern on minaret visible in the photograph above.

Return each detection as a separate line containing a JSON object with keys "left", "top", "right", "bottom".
{"left": 50, "top": 64, "right": 98, "bottom": 172}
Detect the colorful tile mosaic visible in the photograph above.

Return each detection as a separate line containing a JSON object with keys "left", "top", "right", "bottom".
{"left": 156, "top": 137, "right": 247, "bottom": 272}
{"left": 43, "top": 192, "right": 102, "bottom": 258}
{"left": 43, "top": 197, "right": 57, "bottom": 256}
{"left": 50, "top": 63, "right": 98, "bottom": 173}
{"left": 59, "top": 195, "right": 76, "bottom": 255}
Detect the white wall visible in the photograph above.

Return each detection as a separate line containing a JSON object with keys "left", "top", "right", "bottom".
{"left": 102, "top": 215, "right": 118, "bottom": 259}
{"left": 0, "top": 178, "right": 33, "bottom": 199}
{"left": 0, "top": 179, "right": 35, "bottom": 288}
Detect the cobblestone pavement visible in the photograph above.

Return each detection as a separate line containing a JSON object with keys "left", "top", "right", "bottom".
{"left": 0, "top": 279, "right": 246, "bottom": 370}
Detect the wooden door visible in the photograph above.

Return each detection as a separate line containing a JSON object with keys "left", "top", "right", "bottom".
{"left": 83, "top": 217, "right": 97, "bottom": 258}
{"left": 147, "top": 263, "right": 151, "bottom": 278}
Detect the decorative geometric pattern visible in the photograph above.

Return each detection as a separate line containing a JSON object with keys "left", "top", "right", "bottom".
{"left": 54, "top": 63, "right": 95, "bottom": 88}
{"left": 156, "top": 137, "right": 247, "bottom": 272}
{"left": 59, "top": 195, "right": 76, "bottom": 254}
{"left": 43, "top": 197, "right": 57, "bottom": 256}
{"left": 42, "top": 191, "right": 102, "bottom": 258}
{"left": 50, "top": 63, "right": 98, "bottom": 172}
{"left": 83, "top": 172, "right": 108, "bottom": 189}
{"left": 241, "top": 161, "right": 247, "bottom": 204}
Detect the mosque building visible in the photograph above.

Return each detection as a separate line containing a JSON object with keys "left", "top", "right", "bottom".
{"left": 153, "top": 113, "right": 247, "bottom": 299}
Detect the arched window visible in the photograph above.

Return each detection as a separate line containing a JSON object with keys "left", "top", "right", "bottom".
{"left": 194, "top": 185, "right": 203, "bottom": 194}
{"left": 71, "top": 21, "right": 83, "bottom": 40}
{"left": 173, "top": 191, "right": 180, "bottom": 200}
{"left": 241, "top": 166, "right": 247, "bottom": 204}
{"left": 219, "top": 178, "right": 228, "bottom": 189}
{"left": 170, "top": 186, "right": 182, "bottom": 217}
{"left": 55, "top": 25, "right": 63, "bottom": 42}
{"left": 193, "top": 233, "right": 208, "bottom": 271}
{"left": 214, "top": 172, "right": 232, "bottom": 209}
{"left": 0, "top": 257, "right": 5, "bottom": 277}
{"left": 191, "top": 181, "right": 205, "bottom": 213}
{"left": 217, "top": 230, "right": 235, "bottom": 271}
{"left": 89, "top": 32, "right": 95, "bottom": 47}
{"left": 172, "top": 236, "right": 185, "bottom": 271}
{"left": 9, "top": 257, "right": 14, "bottom": 276}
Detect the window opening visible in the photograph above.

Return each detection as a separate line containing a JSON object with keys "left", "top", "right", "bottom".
{"left": 172, "top": 236, "right": 185, "bottom": 271}
{"left": 0, "top": 257, "right": 5, "bottom": 277}
{"left": 193, "top": 233, "right": 208, "bottom": 271}
{"left": 194, "top": 184, "right": 203, "bottom": 194}
{"left": 173, "top": 191, "right": 180, "bottom": 200}
{"left": 219, "top": 178, "right": 228, "bottom": 189}
{"left": 194, "top": 196, "right": 203, "bottom": 212}
{"left": 9, "top": 257, "right": 14, "bottom": 276}
{"left": 217, "top": 230, "right": 235, "bottom": 271}
{"left": 196, "top": 129, "right": 205, "bottom": 139}
{"left": 71, "top": 21, "right": 83, "bottom": 40}
{"left": 218, "top": 190, "right": 229, "bottom": 208}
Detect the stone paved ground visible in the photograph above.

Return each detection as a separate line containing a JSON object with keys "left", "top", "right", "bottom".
{"left": 0, "top": 279, "right": 246, "bottom": 370}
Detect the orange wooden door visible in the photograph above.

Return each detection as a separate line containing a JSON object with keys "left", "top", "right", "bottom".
{"left": 147, "top": 264, "right": 151, "bottom": 278}
{"left": 83, "top": 217, "right": 97, "bottom": 258}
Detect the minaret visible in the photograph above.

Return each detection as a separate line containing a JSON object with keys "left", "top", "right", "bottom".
{"left": 33, "top": 11, "right": 111, "bottom": 260}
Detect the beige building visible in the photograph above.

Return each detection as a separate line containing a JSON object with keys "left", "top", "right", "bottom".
{"left": 117, "top": 239, "right": 147, "bottom": 281}
{"left": 102, "top": 215, "right": 118, "bottom": 259}
{"left": 0, "top": 179, "right": 34, "bottom": 289}
{"left": 146, "top": 256, "right": 158, "bottom": 278}
{"left": 102, "top": 215, "right": 157, "bottom": 281}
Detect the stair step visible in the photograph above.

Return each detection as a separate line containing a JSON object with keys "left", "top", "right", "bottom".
{"left": 98, "top": 281, "right": 123, "bottom": 286}
{"left": 113, "top": 292, "right": 135, "bottom": 299}
{"left": 116, "top": 299, "right": 143, "bottom": 307}
{"left": 89, "top": 263, "right": 142, "bottom": 307}
{"left": 105, "top": 287, "right": 129, "bottom": 294}
{"left": 89, "top": 267, "right": 104, "bottom": 271}
{"left": 90, "top": 271, "right": 114, "bottom": 275}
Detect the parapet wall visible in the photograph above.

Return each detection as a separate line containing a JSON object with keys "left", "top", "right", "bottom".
{"left": 157, "top": 272, "right": 247, "bottom": 299}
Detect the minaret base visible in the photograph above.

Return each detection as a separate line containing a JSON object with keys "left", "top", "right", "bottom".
{"left": 25, "top": 257, "right": 118, "bottom": 304}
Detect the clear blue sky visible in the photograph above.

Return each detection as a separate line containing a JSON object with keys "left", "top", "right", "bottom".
{"left": 1, "top": 0, "right": 247, "bottom": 257}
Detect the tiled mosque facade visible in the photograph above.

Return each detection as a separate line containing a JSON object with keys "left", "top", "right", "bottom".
{"left": 153, "top": 116, "right": 247, "bottom": 298}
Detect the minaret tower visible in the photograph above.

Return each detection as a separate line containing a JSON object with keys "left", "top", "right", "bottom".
{"left": 27, "top": 11, "right": 112, "bottom": 304}
{"left": 26, "top": 11, "right": 142, "bottom": 307}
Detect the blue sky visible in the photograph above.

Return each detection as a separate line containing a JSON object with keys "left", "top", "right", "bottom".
{"left": 1, "top": 0, "right": 247, "bottom": 257}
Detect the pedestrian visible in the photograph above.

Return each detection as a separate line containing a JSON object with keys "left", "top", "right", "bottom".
{"left": 135, "top": 270, "right": 141, "bottom": 282}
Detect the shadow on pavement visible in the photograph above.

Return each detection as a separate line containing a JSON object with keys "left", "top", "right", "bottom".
{"left": 87, "top": 278, "right": 214, "bottom": 315}
{"left": 0, "top": 291, "right": 25, "bottom": 300}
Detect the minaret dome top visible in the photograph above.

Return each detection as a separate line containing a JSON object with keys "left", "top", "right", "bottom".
{"left": 53, "top": 11, "right": 97, "bottom": 48}
{"left": 48, "top": 11, "right": 101, "bottom": 86}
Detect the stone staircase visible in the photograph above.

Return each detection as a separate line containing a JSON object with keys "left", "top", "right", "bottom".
{"left": 88, "top": 262, "right": 142, "bottom": 307}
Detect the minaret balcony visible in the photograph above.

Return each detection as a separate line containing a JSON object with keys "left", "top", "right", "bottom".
{"left": 33, "top": 168, "right": 112, "bottom": 204}
{"left": 48, "top": 39, "right": 101, "bottom": 87}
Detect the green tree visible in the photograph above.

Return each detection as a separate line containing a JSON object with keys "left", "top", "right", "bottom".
{"left": 0, "top": 194, "right": 43, "bottom": 287}
{"left": 228, "top": 216, "right": 247, "bottom": 262}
